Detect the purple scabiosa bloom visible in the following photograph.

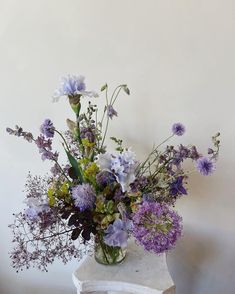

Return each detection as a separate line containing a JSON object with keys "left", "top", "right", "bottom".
{"left": 170, "top": 176, "right": 187, "bottom": 196}
{"left": 40, "top": 119, "right": 55, "bottom": 138}
{"left": 196, "top": 157, "right": 216, "bottom": 176}
{"left": 80, "top": 126, "right": 95, "bottom": 143}
{"left": 104, "top": 219, "right": 128, "bottom": 248}
{"left": 172, "top": 123, "right": 185, "bottom": 136}
{"left": 53, "top": 75, "right": 98, "bottom": 101}
{"left": 107, "top": 105, "right": 118, "bottom": 119}
{"left": 132, "top": 201, "right": 182, "bottom": 254}
{"left": 71, "top": 183, "right": 96, "bottom": 211}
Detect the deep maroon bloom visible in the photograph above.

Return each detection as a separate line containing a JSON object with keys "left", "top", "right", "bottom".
{"left": 170, "top": 176, "right": 187, "bottom": 196}
{"left": 40, "top": 119, "right": 55, "bottom": 138}
{"left": 172, "top": 123, "right": 185, "bottom": 136}
{"left": 196, "top": 157, "right": 216, "bottom": 176}
{"left": 132, "top": 201, "right": 182, "bottom": 254}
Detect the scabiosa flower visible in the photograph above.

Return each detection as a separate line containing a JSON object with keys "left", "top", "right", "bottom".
{"left": 71, "top": 183, "right": 96, "bottom": 211}
{"left": 170, "top": 176, "right": 187, "bottom": 196}
{"left": 104, "top": 219, "right": 128, "bottom": 248}
{"left": 53, "top": 75, "right": 98, "bottom": 101}
{"left": 172, "top": 123, "right": 185, "bottom": 136}
{"left": 196, "top": 157, "right": 216, "bottom": 176}
{"left": 107, "top": 105, "right": 118, "bottom": 119}
{"left": 40, "top": 119, "right": 55, "bottom": 138}
{"left": 132, "top": 201, "right": 182, "bottom": 254}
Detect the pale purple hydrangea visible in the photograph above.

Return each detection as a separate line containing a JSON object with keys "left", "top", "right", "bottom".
{"left": 104, "top": 219, "right": 128, "bottom": 248}
{"left": 107, "top": 105, "right": 118, "bottom": 119}
{"left": 71, "top": 183, "right": 96, "bottom": 211}
{"left": 132, "top": 201, "right": 182, "bottom": 254}
{"left": 40, "top": 119, "right": 55, "bottom": 138}
{"left": 53, "top": 75, "right": 98, "bottom": 101}
{"left": 172, "top": 123, "right": 185, "bottom": 136}
{"left": 97, "top": 149, "right": 138, "bottom": 192}
{"left": 196, "top": 157, "right": 216, "bottom": 176}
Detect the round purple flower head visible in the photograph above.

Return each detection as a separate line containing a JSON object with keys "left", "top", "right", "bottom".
{"left": 132, "top": 201, "right": 182, "bottom": 254}
{"left": 172, "top": 123, "right": 185, "bottom": 136}
{"left": 104, "top": 219, "right": 128, "bottom": 248}
{"left": 196, "top": 157, "right": 216, "bottom": 176}
{"left": 71, "top": 183, "right": 96, "bottom": 211}
{"left": 40, "top": 119, "right": 55, "bottom": 138}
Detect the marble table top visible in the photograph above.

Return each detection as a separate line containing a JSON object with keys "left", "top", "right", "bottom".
{"left": 72, "top": 239, "right": 175, "bottom": 294}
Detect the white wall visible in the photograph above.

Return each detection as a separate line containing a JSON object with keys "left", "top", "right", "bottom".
{"left": 0, "top": 1, "right": 234, "bottom": 293}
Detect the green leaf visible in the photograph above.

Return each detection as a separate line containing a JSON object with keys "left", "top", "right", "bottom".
{"left": 65, "top": 149, "right": 84, "bottom": 182}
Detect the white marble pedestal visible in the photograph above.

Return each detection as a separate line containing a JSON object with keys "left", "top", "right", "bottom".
{"left": 72, "top": 240, "right": 175, "bottom": 294}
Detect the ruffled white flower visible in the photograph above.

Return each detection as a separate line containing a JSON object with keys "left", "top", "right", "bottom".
{"left": 53, "top": 75, "right": 98, "bottom": 102}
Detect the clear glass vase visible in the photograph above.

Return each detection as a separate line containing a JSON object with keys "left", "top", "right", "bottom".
{"left": 94, "top": 235, "right": 127, "bottom": 265}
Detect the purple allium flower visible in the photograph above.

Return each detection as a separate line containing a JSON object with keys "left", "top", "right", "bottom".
{"left": 97, "top": 149, "right": 138, "bottom": 192}
{"left": 132, "top": 201, "right": 182, "bottom": 254}
{"left": 107, "top": 105, "right": 118, "bottom": 119}
{"left": 53, "top": 75, "right": 98, "bottom": 100}
{"left": 170, "top": 176, "right": 187, "bottom": 196}
{"left": 71, "top": 183, "right": 96, "bottom": 211}
{"left": 40, "top": 119, "right": 55, "bottom": 138}
{"left": 196, "top": 157, "right": 216, "bottom": 176}
{"left": 172, "top": 123, "right": 185, "bottom": 136}
{"left": 104, "top": 219, "right": 128, "bottom": 248}
{"left": 96, "top": 171, "right": 116, "bottom": 187}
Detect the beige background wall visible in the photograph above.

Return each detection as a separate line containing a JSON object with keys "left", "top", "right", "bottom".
{"left": 1, "top": 1, "right": 234, "bottom": 293}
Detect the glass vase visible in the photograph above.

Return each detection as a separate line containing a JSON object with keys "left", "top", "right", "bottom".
{"left": 94, "top": 234, "right": 127, "bottom": 265}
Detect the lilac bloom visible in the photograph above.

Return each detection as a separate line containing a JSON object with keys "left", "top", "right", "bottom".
{"left": 172, "top": 123, "right": 185, "bottom": 136}
{"left": 40, "top": 119, "right": 55, "bottom": 138}
{"left": 196, "top": 157, "right": 216, "bottom": 176}
{"left": 104, "top": 219, "right": 128, "bottom": 248}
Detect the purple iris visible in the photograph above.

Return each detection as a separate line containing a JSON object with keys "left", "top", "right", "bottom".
{"left": 170, "top": 176, "right": 187, "bottom": 196}
{"left": 104, "top": 219, "right": 128, "bottom": 248}
{"left": 196, "top": 157, "right": 216, "bottom": 176}
{"left": 172, "top": 123, "right": 185, "bottom": 136}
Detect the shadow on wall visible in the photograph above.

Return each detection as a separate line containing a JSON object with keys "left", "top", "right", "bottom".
{"left": 167, "top": 227, "right": 234, "bottom": 294}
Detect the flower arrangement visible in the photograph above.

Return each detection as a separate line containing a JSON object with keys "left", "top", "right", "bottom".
{"left": 7, "top": 75, "right": 220, "bottom": 271}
